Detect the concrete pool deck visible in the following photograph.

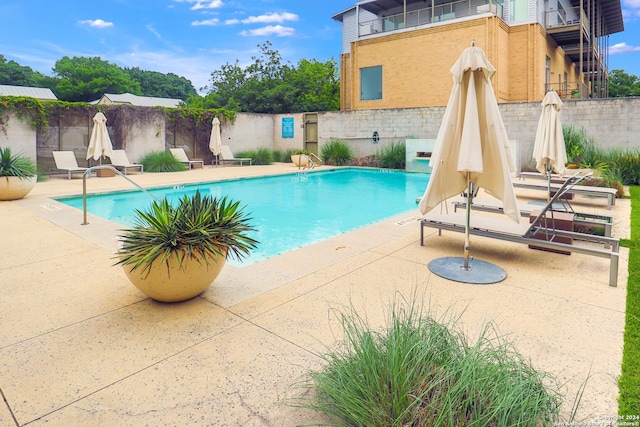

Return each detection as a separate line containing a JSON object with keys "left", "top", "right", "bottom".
{"left": 0, "top": 164, "right": 631, "bottom": 426}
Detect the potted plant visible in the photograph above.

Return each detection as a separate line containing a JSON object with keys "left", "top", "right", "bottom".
{"left": 115, "top": 190, "right": 258, "bottom": 302}
{"left": 0, "top": 147, "right": 37, "bottom": 201}
{"left": 291, "top": 149, "right": 312, "bottom": 167}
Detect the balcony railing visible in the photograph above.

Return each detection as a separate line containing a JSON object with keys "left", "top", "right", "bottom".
{"left": 359, "top": 0, "right": 503, "bottom": 37}
{"left": 545, "top": 5, "right": 588, "bottom": 36}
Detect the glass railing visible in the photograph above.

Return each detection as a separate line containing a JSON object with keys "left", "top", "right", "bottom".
{"left": 544, "top": 5, "right": 588, "bottom": 34}
{"left": 359, "top": 0, "right": 504, "bottom": 36}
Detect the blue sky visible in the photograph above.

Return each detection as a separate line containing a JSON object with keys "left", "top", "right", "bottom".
{"left": 0, "top": 0, "right": 638, "bottom": 95}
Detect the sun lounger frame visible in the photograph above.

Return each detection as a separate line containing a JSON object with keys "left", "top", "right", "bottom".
{"left": 50, "top": 151, "right": 90, "bottom": 179}
{"left": 170, "top": 148, "right": 204, "bottom": 169}
{"left": 420, "top": 175, "right": 620, "bottom": 287}
{"left": 219, "top": 145, "right": 252, "bottom": 166}
{"left": 512, "top": 180, "right": 617, "bottom": 209}
{"left": 451, "top": 198, "right": 613, "bottom": 240}
{"left": 110, "top": 150, "right": 144, "bottom": 175}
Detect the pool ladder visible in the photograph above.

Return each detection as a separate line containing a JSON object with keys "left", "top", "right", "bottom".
{"left": 81, "top": 165, "right": 156, "bottom": 225}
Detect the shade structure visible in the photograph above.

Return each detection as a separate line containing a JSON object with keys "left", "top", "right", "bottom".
{"left": 209, "top": 117, "right": 222, "bottom": 164}
{"left": 86, "top": 112, "right": 114, "bottom": 162}
{"left": 418, "top": 43, "right": 520, "bottom": 281}
{"left": 532, "top": 90, "right": 567, "bottom": 195}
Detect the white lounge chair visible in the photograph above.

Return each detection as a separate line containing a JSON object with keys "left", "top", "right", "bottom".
{"left": 51, "top": 151, "right": 89, "bottom": 179}
{"left": 219, "top": 145, "right": 252, "bottom": 166}
{"left": 420, "top": 176, "right": 620, "bottom": 287}
{"left": 109, "top": 150, "right": 143, "bottom": 175}
{"left": 170, "top": 148, "right": 204, "bottom": 169}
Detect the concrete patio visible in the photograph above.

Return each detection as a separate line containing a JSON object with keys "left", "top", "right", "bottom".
{"left": 0, "top": 164, "right": 630, "bottom": 426}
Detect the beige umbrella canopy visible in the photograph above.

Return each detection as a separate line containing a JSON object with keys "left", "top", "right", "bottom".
{"left": 532, "top": 90, "right": 567, "bottom": 195}
{"left": 86, "top": 112, "right": 114, "bottom": 162}
{"left": 209, "top": 117, "right": 222, "bottom": 165}
{"left": 418, "top": 42, "right": 520, "bottom": 278}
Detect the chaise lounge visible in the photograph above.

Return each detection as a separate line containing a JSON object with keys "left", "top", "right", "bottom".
{"left": 420, "top": 176, "right": 620, "bottom": 287}
{"left": 109, "top": 150, "right": 144, "bottom": 175}
{"left": 219, "top": 145, "right": 252, "bottom": 166}
{"left": 50, "top": 151, "right": 89, "bottom": 179}
{"left": 170, "top": 148, "right": 204, "bottom": 169}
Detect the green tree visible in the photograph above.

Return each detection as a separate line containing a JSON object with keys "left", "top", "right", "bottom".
{"left": 191, "top": 42, "right": 340, "bottom": 113}
{"left": 0, "top": 54, "right": 40, "bottom": 86}
{"left": 608, "top": 69, "right": 640, "bottom": 97}
{"left": 124, "top": 67, "right": 197, "bottom": 100}
{"left": 52, "top": 56, "right": 141, "bottom": 102}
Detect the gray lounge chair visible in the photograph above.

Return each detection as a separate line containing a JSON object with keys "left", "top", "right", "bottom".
{"left": 420, "top": 175, "right": 620, "bottom": 287}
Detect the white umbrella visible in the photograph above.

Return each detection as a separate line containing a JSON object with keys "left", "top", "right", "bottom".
{"left": 418, "top": 41, "right": 520, "bottom": 278}
{"left": 86, "top": 112, "right": 114, "bottom": 163}
{"left": 532, "top": 90, "right": 567, "bottom": 197}
{"left": 209, "top": 117, "right": 222, "bottom": 165}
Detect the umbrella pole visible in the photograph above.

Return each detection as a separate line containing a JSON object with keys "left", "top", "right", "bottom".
{"left": 463, "top": 173, "right": 472, "bottom": 270}
{"left": 546, "top": 161, "right": 551, "bottom": 201}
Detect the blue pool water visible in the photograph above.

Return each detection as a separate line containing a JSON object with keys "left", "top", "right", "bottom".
{"left": 57, "top": 169, "right": 430, "bottom": 266}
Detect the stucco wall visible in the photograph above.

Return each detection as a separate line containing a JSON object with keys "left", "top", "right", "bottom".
{"left": 2, "top": 98, "right": 639, "bottom": 172}
{"left": 0, "top": 112, "right": 36, "bottom": 162}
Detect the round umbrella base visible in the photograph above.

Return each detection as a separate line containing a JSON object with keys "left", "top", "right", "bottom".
{"left": 428, "top": 257, "right": 506, "bottom": 284}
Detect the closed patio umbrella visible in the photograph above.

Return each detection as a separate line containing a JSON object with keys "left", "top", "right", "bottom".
{"left": 532, "top": 90, "right": 567, "bottom": 198}
{"left": 209, "top": 117, "right": 222, "bottom": 166}
{"left": 86, "top": 112, "right": 114, "bottom": 163}
{"left": 418, "top": 41, "right": 520, "bottom": 283}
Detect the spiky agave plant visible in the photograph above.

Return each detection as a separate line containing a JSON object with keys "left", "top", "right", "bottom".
{"left": 116, "top": 190, "right": 258, "bottom": 274}
{"left": 0, "top": 147, "right": 37, "bottom": 179}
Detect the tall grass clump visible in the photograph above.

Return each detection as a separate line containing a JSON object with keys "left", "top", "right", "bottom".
{"left": 563, "top": 125, "right": 591, "bottom": 165}
{"left": 376, "top": 140, "right": 406, "bottom": 169}
{"left": 297, "top": 299, "right": 565, "bottom": 426}
{"left": 272, "top": 149, "right": 295, "bottom": 163}
{"left": 235, "top": 148, "right": 272, "bottom": 165}
{"left": 140, "top": 151, "right": 188, "bottom": 172}
{"left": 321, "top": 139, "right": 353, "bottom": 166}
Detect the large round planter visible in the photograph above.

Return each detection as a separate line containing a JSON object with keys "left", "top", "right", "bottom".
{"left": 0, "top": 176, "right": 37, "bottom": 201}
{"left": 122, "top": 251, "right": 227, "bottom": 303}
{"left": 291, "top": 154, "right": 310, "bottom": 168}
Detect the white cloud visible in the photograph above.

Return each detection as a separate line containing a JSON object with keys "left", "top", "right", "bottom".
{"left": 78, "top": 19, "right": 113, "bottom": 28}
{"left": 240, "top": 25, "right": 295, "bottom": 37}
{"left": 191, "top": 18, "right": 220, "bottom": 26}
{"left": 173, "top": 0, "right": 223, "bottom": 10}
{"left": 225, "top": 18, "right": 240, "bottom": 25}
{"left": 241, "top": 12, "right": 298, "bottom": 24}
{"left": 610, "top": 42, "right": 640, "bottom": 54}
{"left": 146, "top": 25, "right": 161, "bottom": 39}
{"left": 623, "top": 0, "right": 640, "bottom": 8}
{"left": 191, "top": 1, "right": 224, "bottom": 10}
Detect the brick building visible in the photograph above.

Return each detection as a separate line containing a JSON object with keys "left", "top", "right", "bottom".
{"left": 331, "top": 0, "right": 624, "bottom": 110}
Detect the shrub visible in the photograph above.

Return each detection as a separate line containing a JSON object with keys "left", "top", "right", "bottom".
{"left": 563, "top": 125, "right": 591, "bottom": 164}
{"left": 375, "top": 140, "right": 406, "bottom": 169}
{"left": 321, "top": 139, "right": 353, "bottom": 166}
{"left": 140, "top": 151, "right": 188, "bottom": 172}
{"left": 296, "top": 298, "right": 568, "bottom": 426}
{"left": 235, "top": 148, "right": 273, "bottom": 165}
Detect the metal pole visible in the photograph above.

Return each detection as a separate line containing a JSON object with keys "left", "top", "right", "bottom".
{"left": 463, "top": 173, "right": 472, "bottom": 270}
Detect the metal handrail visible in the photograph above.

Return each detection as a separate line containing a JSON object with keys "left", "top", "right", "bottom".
{"left": 82, "top": 165, "right": 156, "bottom": 225}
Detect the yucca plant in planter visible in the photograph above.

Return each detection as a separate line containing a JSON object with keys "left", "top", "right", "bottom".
{"left": 116, "top": 190, "right": 258, "bottom": 302}
{"left": 0, "top": 147, "right": 37, "bottom": 201}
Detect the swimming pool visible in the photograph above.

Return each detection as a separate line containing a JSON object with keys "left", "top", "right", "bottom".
{"left": 57, "top": 168, "right": 430, "bottom": 266}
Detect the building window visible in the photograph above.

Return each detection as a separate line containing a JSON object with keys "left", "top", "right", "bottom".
{"left": 545, "top": 56, "right": 551, "bottom": 92}
{"left": 361, "top": 66, "right": 382, "bottom": 100}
